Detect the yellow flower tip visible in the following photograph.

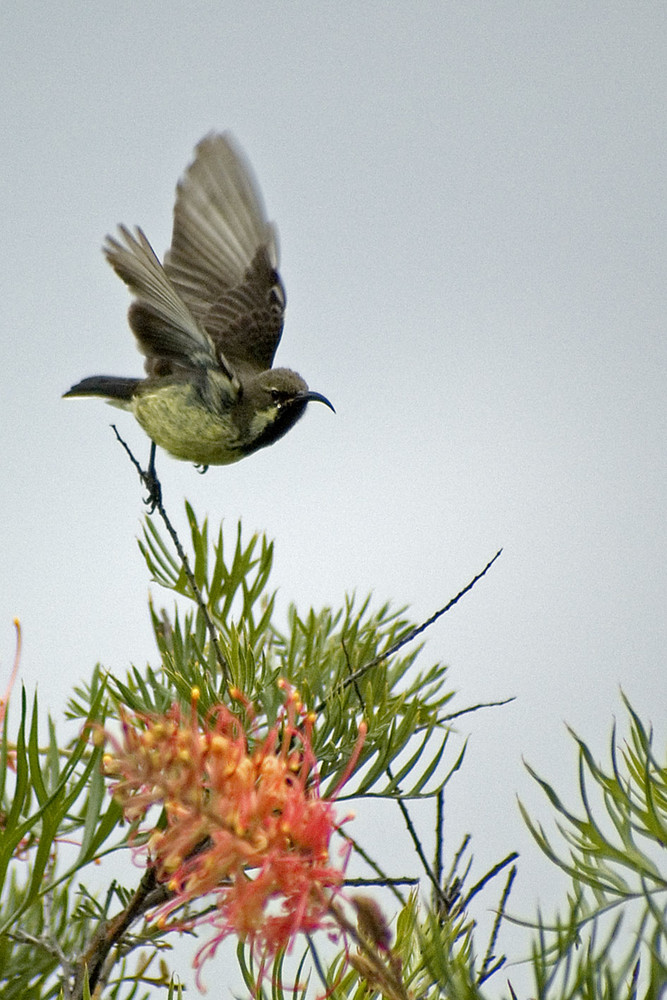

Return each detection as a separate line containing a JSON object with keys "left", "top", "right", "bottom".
{"left": 91, "top": 728, "right": 106, "bottom": 748}
{"left": 161, "top": 847, "right": 186, "bottom": 873}
{"left": 306, "top": 711, "right": 317, "bottom": 724}
{"left": 277, "top": 677, "right": 286, "bottom": 690}
{"left": 191, "top": 687, "right": 201, "bottom": 701}
{"left": 12, "top": 617, "right": 21, "bottom": 629}
{"left": 359, "top": 721, "right": 368, "bottom": 737}
{"left": 102, "top": 753, "right": 114, "bottom": 771}
{"left": 229, "top": 686, "right": 241, "bottom": 699}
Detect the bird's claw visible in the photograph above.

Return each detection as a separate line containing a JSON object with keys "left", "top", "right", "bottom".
{"left": 141, "top": 469, "right": 162, "bottom": 512}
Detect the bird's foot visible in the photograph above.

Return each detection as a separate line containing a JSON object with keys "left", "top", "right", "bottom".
{"left": 112, "top": 425, "right": 161, "bottom": 511}
{"left": 138, "top": 440, "right": 163, "bottom": 512}
{"left": 195, "top": 464, "right": 209, "bottom": 475}
{"left": 141, "top": 468, "right": 162, "bottom": 512}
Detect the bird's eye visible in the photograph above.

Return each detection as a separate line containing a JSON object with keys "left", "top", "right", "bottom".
{"left": 270, "top": 389, "right": 282, "bottom": 405}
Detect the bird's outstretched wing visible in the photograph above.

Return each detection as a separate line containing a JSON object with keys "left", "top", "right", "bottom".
{"left": 104, "top": 225, "right": 237, "bottom": 384}
{"left": 163, "top": 133, "right": 286, "bottom": 375}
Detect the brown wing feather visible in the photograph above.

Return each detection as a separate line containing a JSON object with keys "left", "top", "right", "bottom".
{"left": 204, "top": 247, "right": 286, "bottom": 374}
{"left": 104, "top": 225, "right": 233, "bottom": 379}
{"left": 163, "top": 134, "right": 285, "bottom": 373}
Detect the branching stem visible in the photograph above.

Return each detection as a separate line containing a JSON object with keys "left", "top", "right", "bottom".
{"left": 112, "top": 426, "right": 230, "bottom": 684}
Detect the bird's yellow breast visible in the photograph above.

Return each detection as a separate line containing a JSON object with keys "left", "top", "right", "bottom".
{"left": 131, "top": 383, "right": 244, "bottom": 465}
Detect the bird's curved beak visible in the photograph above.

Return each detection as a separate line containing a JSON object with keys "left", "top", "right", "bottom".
{"left": 301, "top": 390, "right": 335, "bottom": 413}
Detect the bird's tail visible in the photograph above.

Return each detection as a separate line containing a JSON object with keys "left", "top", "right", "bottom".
{"left": 63, "top": 376, "right": 140, "bottom": 402}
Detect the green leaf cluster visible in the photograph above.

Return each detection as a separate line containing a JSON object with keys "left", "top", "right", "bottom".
{"left": 0, "top": 505, "right": 663, "bottom": 1000}
{"left": 517, "top": 696, "right": 667, "bottom": 999}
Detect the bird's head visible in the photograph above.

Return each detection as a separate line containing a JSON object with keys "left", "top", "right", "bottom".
{"left": 242, "top": 368, "right": 335, "bottom": 455}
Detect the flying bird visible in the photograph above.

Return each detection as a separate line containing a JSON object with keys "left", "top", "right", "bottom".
{"left": 64, "top": 133, "right": 334, "bottom": 479}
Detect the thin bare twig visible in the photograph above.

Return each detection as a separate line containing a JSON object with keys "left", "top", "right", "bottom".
{"left": 461, "top": 851, "right": 519, "bottom": 910}
{"left": 440, "top": 697, "right": 515, "bottom": 722}
{"left": 478, "top": 863, "right": 517, "bottom": 984}
{"left": 319, "top": 549, "right": 502, "bottom": 710}
{"left": 112, "top": 426, "right": 230, "bottom": 684}
{"left": 341, "top": 831, "right": 412, "bottom": 905}
{"left": 434, "top": 788, "right": 445, "bottom": 894}
{"left": 393, "top": 774, "right": 449, "bottom": 908}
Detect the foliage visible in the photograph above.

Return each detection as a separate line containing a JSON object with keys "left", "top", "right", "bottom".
{"left": 516, "top": 697, "right": 667, "bottom": 999}
{"left": 0, "top": 503, "right": 663, "bottom": 1000}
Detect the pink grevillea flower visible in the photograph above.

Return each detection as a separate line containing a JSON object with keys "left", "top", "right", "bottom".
{"left": 102, "top": 683, "right": 365, "bottom": 978}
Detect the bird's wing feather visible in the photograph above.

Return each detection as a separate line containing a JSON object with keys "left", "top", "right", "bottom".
{"left": 163, "top": 133, "right": 285, "bottom": 372}
{"left": 203, "top": 247, "right": 286, "bottom": 373}
{"left": 104, "top": 225, "right": 238, "bottom": 386}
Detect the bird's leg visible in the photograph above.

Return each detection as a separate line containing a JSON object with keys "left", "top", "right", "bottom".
{"left": 111, "top": 425, "right": 162, "bottom": 512}
{"left": 142, "top": 441, "right": 162, "bottom": 511}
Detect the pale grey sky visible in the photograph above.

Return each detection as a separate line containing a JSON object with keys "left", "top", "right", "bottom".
{"left": 1, "top": 1, "right": 665, "bottom": 992}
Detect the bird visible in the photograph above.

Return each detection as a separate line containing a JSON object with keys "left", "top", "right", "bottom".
{"left": 64, "top": 133, "right": 334, "bottom": 485}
